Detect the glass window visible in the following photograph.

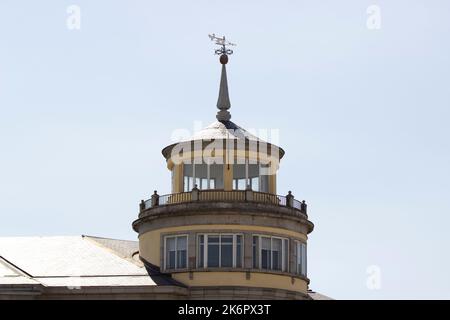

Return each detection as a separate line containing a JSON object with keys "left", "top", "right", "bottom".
{"left": 284, "top": 239, "right": 289, "bottom": 272}
{"left": 254, "top": 235, "right": 288, "bottom": 272}
{"left": 183, "top": 162, "right": 223, "bottom": 191}
{"left": 177, "top": 236, "right": 187, "bottom": 269}
{"left": 164, "top": 235, "right": 187, "bottom": 270}
{"left": 183, "top": 176, "right": 189, "bottom": 192}
{"left": 296, "top": 241, "right": 307, "bottom": 277}
{"left": 197, "top": 233, "right": 243, "bottom": 268}
{"left": 221, "top": 235, "right": 233, "bottom": 268}
{"left": 198, "top": 235, "right": 204, "bottom": 267}
{"left": 252, "top": 236, "right": 259, "bottom": 268}
{"left": 236, "top": 235, "right": 242, "bottom": 268}
{"left": 166, "top": 237, "right": 176, "bottom": 269}
{"left": 207, "top": 236, "right": 220, "bottom": 267}
{"left": 232, "top": 160, "right": 270, "bottom": 192}
{"left": 233, "top": 178, "right": 246, "bottom": 190}
{"left": 251, "top": 177, "right": 259, "bottom": 192}
{"left": 210, "top": 164, "right": 224, "bottom": 189}
{"left": 272, "top": 238, "right": 282, "bottom": 271}
{"left": 259, "top": 163, "right": 270, "bottom": 193}
{"left": 261, "top": 237, "right": 271, "bottom": 269}
{"left": 233, "top": 164, "right": 247, "bottom": 190}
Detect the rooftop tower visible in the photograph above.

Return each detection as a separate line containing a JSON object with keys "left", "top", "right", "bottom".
{"left": 132, "top": 35, "right": 314, "bottom": 300}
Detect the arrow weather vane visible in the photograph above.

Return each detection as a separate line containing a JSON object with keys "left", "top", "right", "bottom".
{"left": 208, "top": 33, "right": 236, "bottom": 57}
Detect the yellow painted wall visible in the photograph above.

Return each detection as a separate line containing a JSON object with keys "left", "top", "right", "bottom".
{"left": 139, "top": 231, "right": 161, "bottom": 267}
{"left": 139, "top": 224, "right": 307, "bottom": 267}
{"left": 173, "top": 271, "right": 307, "bottom": 294}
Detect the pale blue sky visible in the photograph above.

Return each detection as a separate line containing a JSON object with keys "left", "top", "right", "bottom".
{"left": 1, "top": 0, "right": 450, "bottom": 299}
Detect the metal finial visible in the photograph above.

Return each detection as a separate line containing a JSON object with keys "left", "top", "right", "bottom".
{"left": 208, "top": 33, "right": 236, "bottom": 62}
{"left": 209, "top": 34, "right": 235, "bottom": 121}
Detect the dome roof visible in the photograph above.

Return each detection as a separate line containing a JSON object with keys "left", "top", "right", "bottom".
{"left": 161, "top": 120, "right": 285, "bottom": 160}
{"left": 188, "top": 120, "right": 259, "bottom": 141}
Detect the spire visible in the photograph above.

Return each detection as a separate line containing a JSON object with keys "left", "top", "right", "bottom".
{"left": 216, "top": 62, "right": 231, "bottom": 121}
{"left": 208, "top": 34, "right": 236, "bottom": 122}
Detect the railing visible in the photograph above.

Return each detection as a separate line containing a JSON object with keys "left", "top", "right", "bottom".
{"left": 160, "top": 192, "right": 192, "bottom": 206}
{"left": 199, "top": 190, "right": 245, "bottom": 202}
{"left": 141, "top": 189, "right": 307, "bottom": 215}
{"left": 253, "top": 192, "right": 282, "bottom": 206}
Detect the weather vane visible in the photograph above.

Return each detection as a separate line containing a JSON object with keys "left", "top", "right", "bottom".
{"left": 208, "top": 33, "right": 236, "bottom": 64}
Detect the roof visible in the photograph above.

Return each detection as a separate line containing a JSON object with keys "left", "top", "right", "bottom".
{"left": 162, "top": 120, "right": 285, "bottom": 159}
{"left": 0, "top": 235, "right": 179, "bottom": 290}
{"left": 307, "top": 289, "right": 334, "bottom": 300}
{"left": 0, "top": 235, "right": 330, "bottom": 299}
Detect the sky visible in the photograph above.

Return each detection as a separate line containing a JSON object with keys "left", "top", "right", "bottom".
{"left": 1, "top": 0, "right": 450, "bottom": 299}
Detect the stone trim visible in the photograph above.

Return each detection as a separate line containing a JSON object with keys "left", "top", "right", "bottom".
{"left": 133, "top": 202, "right": 313, "bottom": 235}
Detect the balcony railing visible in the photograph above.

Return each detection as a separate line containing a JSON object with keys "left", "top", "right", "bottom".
{"left": 140, "top": 188, "right": 307, "bottom": 215}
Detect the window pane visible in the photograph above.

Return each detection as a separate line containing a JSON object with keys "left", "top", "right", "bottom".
{"left": 183, "top": 164, "right": 193, "bottom": 191}
{"left": 198, "top": 235, "right": 204, "bottom": 268}
{"left": 251, "top": 177, "right": 259, "bottom": 191}
{"left": 177, "top": 236, "right": 187, "bottom": 250}
{"left": 168, "top": 251, "right": 176, "bottom": 269}
{"left": 259, "top": 164, "right": 270, "bottom": 193}
{"left": 233, "top": 164, "right": 247, "bottom": 190}
{"left": 183, "top": 176, "right": 189, "bottom": 192}
{"left": 272, "top": 238, "right": 282, "bottom": 271}
{"left": 260, "top": 175, "right": 269, "bottom": 192}
{"left": 236, "top": 235, "right": 242, "bottom": 268}
{"left": 301, "top": 243, "right": 307, "bottom": 276}
{"left": 207, "top": 236, "right": 220, "bottom": 267}
{"left": 221, "top": 235, "right": 233, "bottom": 268}
{"left": 210, "top": 164, "right": 224, "bottom": 189}
{"left": 177, "top": 250, "right": 187, "bottom": 268}
{"left": 283, "top": 239, "right": 289, "bottom": 272}
{"left": 166, "top": 238, "right": 176, "bottom": 269}
{"left": 248, "top": 164, "right": 259, "bottom": 191}
{"left": 261, "top": 237, "right": 271, "bottom": 269}
{"left": 252, "top": 236, "right": 258, "bottom": 269}
{"left": 177, "top": 236, "right": 187, "bottom": 269}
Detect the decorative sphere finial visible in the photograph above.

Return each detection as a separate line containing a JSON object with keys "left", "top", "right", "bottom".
{"left": 219, "top": 54, "right": 228, "bottom": 65}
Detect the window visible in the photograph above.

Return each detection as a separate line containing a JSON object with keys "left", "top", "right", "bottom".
{"left": 197, "top": 234, "right": 243, "bottom": 268}
{"left": 164, "top": 235, "right": 187, "bottom": 270}
{"left": 232, "top": 160, "right": 269, "bottom": 192}
{"left": 252, "top": 235, "right": 289, "bottom": 272}
{"left": 183, "top": 162, "right": 223, "bottom": 191}
{"left": 252, "top": 235, "right": 259, "bottom": 268}
{"left": 233, "top": 177, "right": 247, "bottom": 190}
{"left": 296, "top": 241, "right": 307, "bottom": 277}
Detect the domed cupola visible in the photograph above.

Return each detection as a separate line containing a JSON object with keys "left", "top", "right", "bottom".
{"left": 133, "top": 34, "right": 313, "bottom": 300}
